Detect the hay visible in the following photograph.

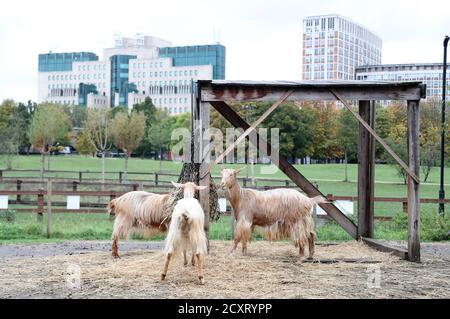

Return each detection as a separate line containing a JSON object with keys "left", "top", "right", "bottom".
{"left": 0, "top": 241, "right": 449, "bottom": 299}
{"left": 161, "top": 162, "right": 220, "bottom": 226}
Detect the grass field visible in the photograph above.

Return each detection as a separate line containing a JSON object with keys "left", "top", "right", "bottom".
{"left": 0, "top": 155, "right": 449, "bottom": 243}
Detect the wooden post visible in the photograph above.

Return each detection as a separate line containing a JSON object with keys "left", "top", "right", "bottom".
{"left": 357, "top": 100, "right": 375, "bottom": 238}
{"left": 407, "top": 100, "right": 420, "bottom": 262}
{"left": 119, "top": 172, "right": 123, "bottom": 184}
{"left": 37, "top": 189, "right": 44, "bottom": 221}
{"left": 155, "top": 173, "right": 159, "bottom": 186}
{"left": 133, "top": 184, "right": 138, "bottom": 191}
{"left": 199, "top": 101, "right": 211, "bottom": 247}
{"left": 16, "top": 180, "right": 22, "bottom": 203}
{"left": 46, "top": 179, "right": 52, "bottom": 238}
{"left": 79, "top": 171, "right": 82, "bottom": 182}
{"left": 72, "top": 181, "right": 78, "bottom": 192}
{"left": 0, "top": 170, "right": 3, "bottom": 180}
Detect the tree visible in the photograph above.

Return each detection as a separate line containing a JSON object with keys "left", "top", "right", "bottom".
{"left": 132, "top": 97, "right": 158, "bottom": 156}
{"left": 110, "top": 110, "right": 146, "bottom": 179}
{"left": 84, "top": 108, "right": 111, "bottom": 183}
{"left": 337, "top": 107, "right": 358, "bottom": 181}
{"left": 0, "top": 100, "right": 18, "bottom": 168}
{"left": 147, "top": 109, "right": 172, "bottom": 170}
{"left": 29, "top": 103, "right": 71, "bottom": 181}
{"left": 76, "top": 131, "right": 96, "bottom": 156}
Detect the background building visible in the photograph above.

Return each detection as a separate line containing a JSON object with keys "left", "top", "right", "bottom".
{"left": 302, "top": 14, "right": 382, "bottom": 80}
{"left": 356, "top": 63, "right": 449, "bottom": 101}
{"left": 38, "top": 34, "right": 226, "bottom": 113}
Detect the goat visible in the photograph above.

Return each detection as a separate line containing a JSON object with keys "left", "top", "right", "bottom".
{"left": 108, "top": 191, "right": 171, "bottom": 258}
{"left": 161, "top": 182, "right": 208, "bottom": 285}
{"left": 220, "top": 168, "right": 325, "bottom": 258}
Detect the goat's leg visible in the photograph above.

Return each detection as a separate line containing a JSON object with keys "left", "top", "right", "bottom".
{"left": 308, "top": 234, "right": 315, "bottom": 259}
{"left": 298, "top": 244, "right": 305, "bottom": 258}
{"left": 241, "top": 225, "right": 253, "bottom": 255}
{"left": 228, "top": 238, "right": 240, "bottom": 255}
{"left": 195, "top": 253, "right": 205, "bottom": 285}
{"left": 111, "top": 215, "right": 131, "bottom": 258}
{"left": 183, "top": 250, "right": 188, "bottom": 266}
{"left": 112, "top": 237, "right": 119, "bottom": 258}
{"left": 161, "top": 253, "right": 172, "bottom": 281}
{"left": 191, "top": 251, "right": 196, "bottom": 266}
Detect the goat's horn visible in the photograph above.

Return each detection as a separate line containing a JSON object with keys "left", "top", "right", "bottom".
{"left": 235, "top": 166, "right": 246, "bottom": 174}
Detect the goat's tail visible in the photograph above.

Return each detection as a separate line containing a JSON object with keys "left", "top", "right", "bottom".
{"left": 310, "top": 195, "right": 327, "bottom": 205}
{"left": 107, "top": 198, "right": 116, "bottom": 216}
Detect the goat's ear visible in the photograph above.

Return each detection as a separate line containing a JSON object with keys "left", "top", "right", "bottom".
{"left": 171, "top": 181, "right": 184, "bottom": 188}
{"left": 195, "top": 185, "right": 208, "bottom": 191}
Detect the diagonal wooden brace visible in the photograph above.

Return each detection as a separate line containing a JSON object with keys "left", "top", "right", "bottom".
{"left": 201, "top": 89, "right": 294, "bottom": 178}
{"left": 330, "top": 89, "right": 420, "bottom": 184}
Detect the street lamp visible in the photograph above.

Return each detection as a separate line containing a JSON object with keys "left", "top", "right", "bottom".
{"left": 439, "top": 35, "right": 449, "bottom": 214}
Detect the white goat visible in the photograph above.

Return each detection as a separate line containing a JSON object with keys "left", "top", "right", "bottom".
{"left": 161, "top": 182, "right": 208, "bottom": 285}
{"left": 221, "top": 168, "right": 325, "bottom": 258}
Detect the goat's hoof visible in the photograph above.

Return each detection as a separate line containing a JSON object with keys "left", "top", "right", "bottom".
{"left": 112, "top": 253, "right": 120, "bottom": 259}
{"left": 199, "top": 277, "right": 205, "bottom": 285}
{"left": 161, "top": 274, "right": 166, "bottom": 281}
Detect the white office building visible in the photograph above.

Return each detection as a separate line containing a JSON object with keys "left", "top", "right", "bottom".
{"left": 38, "top": 34, "right": 226, "bottom": 114}
{"left": 302, "top": 14, "right": 382, "bottom": 80}
{"left": 356, "top": 63, "right": 449, "bottom": 101}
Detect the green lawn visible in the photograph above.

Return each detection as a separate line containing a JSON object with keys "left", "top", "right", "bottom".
{"left": 1, "top": 155, "right": 449, "bottom": 242}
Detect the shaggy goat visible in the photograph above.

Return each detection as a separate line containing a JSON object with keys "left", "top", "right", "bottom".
{"left": 221, "top": 168, "right": 325, "bottom": 258}
{"left": 109, "top": 182, "right": 206, "bottom": 259}
{"left": 108, "top": 191, "right": 171, "bottom": 258}
{"left": 161, "top": 182, "right": 208, "bottom": 285}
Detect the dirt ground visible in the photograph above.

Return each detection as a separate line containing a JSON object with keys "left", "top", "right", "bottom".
{"left": 0, "top": 240, "right": 449, "bottom": 299}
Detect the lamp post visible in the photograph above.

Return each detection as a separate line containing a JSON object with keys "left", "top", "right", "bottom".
{"left": 439, "top": 35, "right": 449, "bottom": 214}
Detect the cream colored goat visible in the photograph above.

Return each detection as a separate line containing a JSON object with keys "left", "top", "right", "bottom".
{"left": 221, "top": 168, "right": 325, "bottom": 258}
{"left": 161, "top": 182, "right": 207, "bottom": 285}
{"left": 108, "top": 191, "right": 170, "bottom": 258}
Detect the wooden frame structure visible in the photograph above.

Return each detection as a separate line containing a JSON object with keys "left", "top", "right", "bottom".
{"left": 193, "top": 80, "right": 426, "bottom": 262}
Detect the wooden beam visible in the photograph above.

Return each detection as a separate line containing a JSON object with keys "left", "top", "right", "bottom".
{"left": 330, "top": 89, "right": 420, "bottom": 184}
{"left": 357, "top": 101, "right": 375, "bottom": 238}
{"left": 205, "top": 89, "right": 293, "bottom": 174}
{"left": 361, "top": 237, "right": 408, "bottom": 259}
{"left": 407, "top": 100, "right": 421, "bottom": 262}
{"left": 210, "top": 101, "right": 358, "bottom": 239}
{"left": 201, "top": 84, "right": 424, "bottom": 102}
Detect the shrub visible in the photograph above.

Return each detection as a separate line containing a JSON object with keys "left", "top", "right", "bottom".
{"left": 391, "top": 210, "right": 450, "bottom": 241}
{"left": 0, "top": 210, "right": 16, "bottom": 223}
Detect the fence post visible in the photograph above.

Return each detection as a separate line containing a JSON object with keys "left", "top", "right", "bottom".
{"left": 72, "top": 181, "right": 78, "bottom": 191}
{"left": 46, "top": 179, "right": 52, "bottom": 238}
{"left": 285, "top": 180, "right": 290, "bottom": 187}
{"left": 37, "top": 188, "right": 44, "bottom": 221}
{"left": 155, "top": 173, "right": 159, "bottom": 186}
{"left": 79, "top": 171, "right": 82, "bottom": 182}
{"left": 133, "top": 184, "right": 138, "bottom": 191}
{"left": 119, "top": 172, "right": 123, "bottom": 184}
{"left": 402, "top": 201, "right": 408, "bottom": 213}
{"left": 16, "top": 180, "right": 22, "bottom": 203}
{"left": 0, "top": 169, "right": 2, "bottom": 180}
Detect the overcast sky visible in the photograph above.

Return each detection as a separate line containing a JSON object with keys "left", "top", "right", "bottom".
{"left": 0, "top": 0, "right": 449, "bottom": 102}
